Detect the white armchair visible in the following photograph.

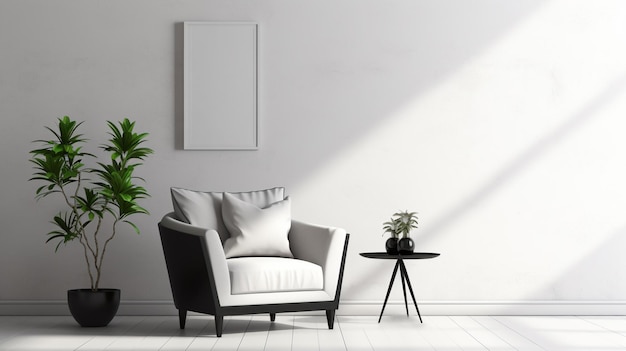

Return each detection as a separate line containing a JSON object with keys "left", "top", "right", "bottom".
{"left": 158, "top": 187, "right": 349, "bottom": 337}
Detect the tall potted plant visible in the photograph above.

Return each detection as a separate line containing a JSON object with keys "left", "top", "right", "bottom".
{"left": 29, "top": 116, "right": 153, "bottom": 327}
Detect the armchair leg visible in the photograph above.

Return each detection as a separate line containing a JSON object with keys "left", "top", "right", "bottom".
{"left": 215, "top": 315, "right": 224, "bottom": 337}
{"left": 270, "top": 313, "right": 276, "bottom": 322}
{"left": 178, "top": 309, "right": 187, "bottom": 329}
{"left": 325, "top": 309, "right": 336, "bottom": 329}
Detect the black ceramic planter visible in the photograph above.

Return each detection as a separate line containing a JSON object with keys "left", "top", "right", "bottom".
{"left": 67, "top": 289, "right": 120, "bottom": 327}
{"left": 385, "top": 237, "right": 399, "bottom": 254}
{"left": 398, "top": 237, "right": 415, "bottom": 254}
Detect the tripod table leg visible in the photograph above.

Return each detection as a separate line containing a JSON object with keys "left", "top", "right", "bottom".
{"left": 378, "top": 260, "right": 400, "bottom": 323}
{"left": 399, "top": 260, "right": 423, "bottom": 323}
{"left": 399, "top": 259, "right": 409, "bottom": 316}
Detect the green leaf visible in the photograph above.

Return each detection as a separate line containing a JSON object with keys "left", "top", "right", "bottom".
{"left": 123, "top": 220, "right": 141, "bottom": 235}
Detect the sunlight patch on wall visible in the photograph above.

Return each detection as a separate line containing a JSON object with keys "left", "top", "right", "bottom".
{"left": 294, "top": 1, "right": 626, "bottom": 301}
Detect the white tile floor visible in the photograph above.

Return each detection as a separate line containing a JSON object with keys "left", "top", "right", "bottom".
{"left": 1, "top": 315, "right": 625, "bottom": 350}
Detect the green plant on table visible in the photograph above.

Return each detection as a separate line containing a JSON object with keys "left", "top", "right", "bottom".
{"left": 383, "top": 210, "right": 418, "bottom": 238}
{"left": 29, "top": 116, "right": 153, "bottom": 291}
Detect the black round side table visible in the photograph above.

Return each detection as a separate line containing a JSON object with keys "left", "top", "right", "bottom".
{"left": 360, "top": 252, "right": 440, "bottom": 323}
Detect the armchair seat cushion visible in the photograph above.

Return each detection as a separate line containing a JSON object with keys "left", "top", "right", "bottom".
{"left": 227, "top": 257, "right": 323, "bottom": 295}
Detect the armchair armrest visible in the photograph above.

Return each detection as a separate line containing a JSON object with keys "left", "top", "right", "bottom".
{"left": 159, "top": 213, "right": 230, "bottom": 309}
{"left": 289, "top": 220, "right": 349, "bottom": 300}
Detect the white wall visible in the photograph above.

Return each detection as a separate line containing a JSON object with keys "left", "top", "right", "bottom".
{"left": 2, "top": 0, "right": 626, "bottom": 315}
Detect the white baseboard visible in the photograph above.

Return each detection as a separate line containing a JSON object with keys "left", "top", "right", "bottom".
{"left": 2, "top": 300, "right": 625, "bottom": 316}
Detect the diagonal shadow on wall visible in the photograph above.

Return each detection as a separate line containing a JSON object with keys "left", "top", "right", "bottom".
{"left": 418, "top": 75, "right": 626, "bottom": 246}
{"left": 347, "top": 74, "right": 626, "bottom": 303}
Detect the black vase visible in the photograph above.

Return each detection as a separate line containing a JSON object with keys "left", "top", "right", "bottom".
{"left": 67, "top": 289, "right": 120, "bottom": 327}
{"left": 385, "top": 237, "right": 399, "bottom": 255}
{"left": 398, "top": 237, "right": 414, "bottom": 254}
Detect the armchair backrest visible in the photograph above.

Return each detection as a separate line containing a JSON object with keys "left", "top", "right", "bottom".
{"left": 170, "top": 187, "right": 285, "bottom": 243}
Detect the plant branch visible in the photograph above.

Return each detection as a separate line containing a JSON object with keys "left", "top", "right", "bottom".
{"left": 95, "top": 219, "right": 119, "bottom": 290}
{"left": 58, "top": 178, "right": 98, "bottom": 289}
{"left": 78, "top": 233, "right": 96, "bottom": 290}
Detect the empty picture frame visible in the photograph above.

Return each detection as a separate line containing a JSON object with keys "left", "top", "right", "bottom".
{"left": 184, "top": 22, "right": 258, "bottom": 150}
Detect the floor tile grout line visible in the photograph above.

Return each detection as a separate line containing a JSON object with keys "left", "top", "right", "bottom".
{"left": 141, "top": 318, "right": 172, "bottom": 350}
{"left": 469, "top": 315, "right": 520, "bottom": 351}
{"left": 73, "top": 331, "right": 98, "bottom": 351}
{"left": 89, "top": 316, "right": 148, "bottom": 351}
{"left": 574, "top": 315, "right": 626, "bottom": 346}
{"left": 235, "top": 316, "right": 253, "bottom": 351}
{"left": 108, "top": 317, "right": 156, "bottom": 350}
{"left": 71, "top": 315, "right": 106, "bottom": 351}
{"left": 432, "top": 316, "right": 466, "bottom": 350}
{"left": 211, "top": 317, "right": 234, "bottom": 351}
{"left": 489, "top": 316, "right": 547, "bottom": 351}
{"left": 80, "top": 316, "right": 148, "bottom": 351}
{"left": 148, "top": 317, "right": 176, "bottom": 351}
{"left": 291, "top": 315, "right": 295, "bottom": 351}
{"left": 449, "top": 316, "right": 489, "bottom": 351}
{"left": 112, "top": 316, "right": 150, "bottom": 350}
{"left": 316, "top": 316, "right": 320, "bottom": 351}
{"left": 575, "top": 315, "right": 625, "bottom": 335}
{"left": 363, "top": 328, "right": 375, "bottom": 351}
{"left": 185, "top": 317, "right": 213, "bottom": 351}
{"left": 262, "top": 315, "right": 271, "bottom": 351}
{"left": 336, "top": 316, "right": 349, "bottom": 351}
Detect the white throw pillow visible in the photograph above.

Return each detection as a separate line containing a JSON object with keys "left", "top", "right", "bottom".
{"left": 222, "top": 192, "right": 293, "bottom": 258}
{"left": 170, "top": 187, "right": 285, "bottom": 243}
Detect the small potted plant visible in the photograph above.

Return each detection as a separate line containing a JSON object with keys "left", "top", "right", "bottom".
{"left": 383, "top": 210, "right": 418, "bottom": 254}
{"left": 29, "top": 116, "right": 153, "bottom": 327}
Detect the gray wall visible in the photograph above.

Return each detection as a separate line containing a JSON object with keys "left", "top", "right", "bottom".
{"left": 2, "top": 0, "right": 626, "bottom": 314}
